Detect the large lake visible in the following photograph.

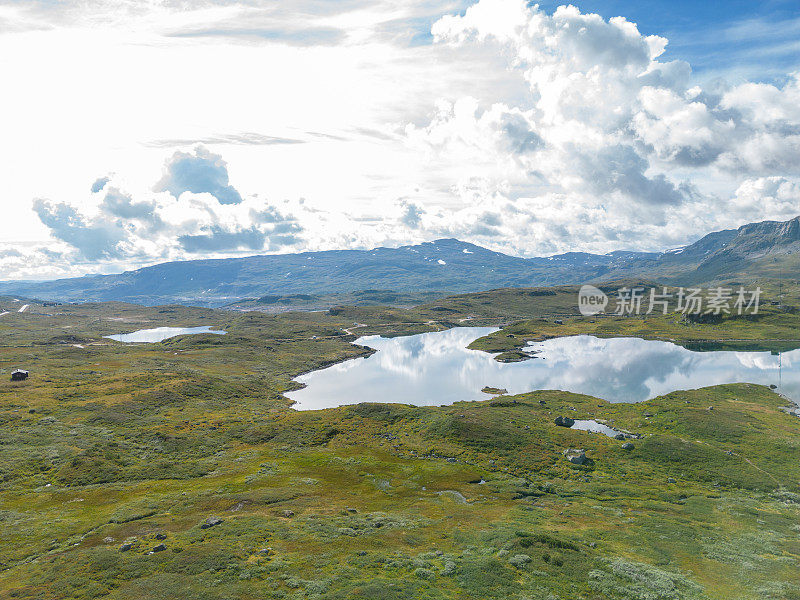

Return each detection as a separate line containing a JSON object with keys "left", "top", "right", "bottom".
{"left": 287, "top": 327, "right": 800, "bottom": 410}
{"left": 106, "top": 326, "right": 226, "bottom": 343}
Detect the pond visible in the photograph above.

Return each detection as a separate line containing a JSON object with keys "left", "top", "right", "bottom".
{"left": 571, "top": 420, "right": 633, "bottom": 439}
{"left": 105, "top": 326, "right": 227, "bottom": 343}
{"left": 287, "top": 327, "right": 800, "bottom": 410}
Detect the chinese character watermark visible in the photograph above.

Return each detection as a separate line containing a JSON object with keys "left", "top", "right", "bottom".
{"left": 576, "top": 286, "right": 762, "bottom": 316}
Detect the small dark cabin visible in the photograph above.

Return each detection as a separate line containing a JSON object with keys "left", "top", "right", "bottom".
{"left": 11, "top": 369, "right": 28, "bottom": 382}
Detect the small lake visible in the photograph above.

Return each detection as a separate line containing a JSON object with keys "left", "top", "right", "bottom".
{"left": 287, "top": 327, "right": 800, "bottom": 410}
{"left": 105, "top": 326, "right": 226, "bottom": 343}
{"left": 572, "top": 420, "right": 632, "bottom": 438}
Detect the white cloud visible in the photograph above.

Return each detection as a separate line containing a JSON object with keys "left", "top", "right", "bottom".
{"left": 154, "top": 146, "right": 243, "bottom": 205}
{"left": 24, "top": 149, "right": 306, "bottom": 272}
{"left": 0, "top": 0, "right": 799, "bottom": 279}
{"left": 730, "top": 177, "right": 800, "bottom": 219}
{"left": 400, "top": 0, "right": 800, "bottom": 254}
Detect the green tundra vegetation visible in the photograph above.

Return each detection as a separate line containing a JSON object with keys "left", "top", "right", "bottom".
{"left": 0, "top": 284, "right": 799, "bottom": 600}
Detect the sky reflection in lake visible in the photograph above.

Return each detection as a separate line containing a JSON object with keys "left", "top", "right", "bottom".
{"left": 287, "top": 327, "right": 800, "bottom": 410}
{"left": 106, "top": 326, "right": 226, "bottom": 343}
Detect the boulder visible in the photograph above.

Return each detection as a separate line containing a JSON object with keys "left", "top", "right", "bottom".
{"left": 282, "top": 509, "right": 295, "bottom": 518}
{"left": 155, "top": 533, "right": 166, "bottom": 540}
{"left": 554, "top": 416, "right": 575, "bottom": 428}
{"left": 201, "top": 516, "right": 223, "bottom": 529}
{"left": 119, "top": 542, "right": 133, "bottom": 552}
{"left": 621, "top": 442, "right": 634, "bottom": 450}
{"left": 667, "top": 477, "right": 677, "bottom": 483}
{"left": 152, "top": 544, "right": 166, "bottom": 552}
{"left": 564, "top": 448, "right": 587, "bottom": 464}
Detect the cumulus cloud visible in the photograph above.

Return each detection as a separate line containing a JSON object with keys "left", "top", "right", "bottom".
{"left": 100, "top": 188, "right": 165, "bottom": 230}
{"left": 250, "top": 205, "right": 295, "bottom": 224}
{"left": 32, "top": 199, "right": 126, "bottom": 260}
{"left": 91, "top": 176, "right": 110, "bottom": 193}
{"left": 400, "top": 0, "right": 800, "bottom": 253}
{"left": 154, "top": 145, "right": 243, "bottom": 205}
{"left": 398, "top": 200, "right": 424, "bottom": 229}
{"left": 6, "top": 0, "right": 800, "bottom": 279}
{"left": 29, "top": 151, "right": 306, "bottom": 268}
{"left": 729, "top": 177, "right": 800, "bottom": 219}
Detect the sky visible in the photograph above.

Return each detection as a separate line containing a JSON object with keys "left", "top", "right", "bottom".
{"left": 0, "top": 0, "right": 799, "bottom": 279}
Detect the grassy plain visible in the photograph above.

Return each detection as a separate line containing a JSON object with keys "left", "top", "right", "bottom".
{"left": 0, "top": 287, "right": 799, "bottom": 599}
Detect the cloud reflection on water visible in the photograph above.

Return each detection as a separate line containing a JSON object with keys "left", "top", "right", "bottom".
{"left": 288, "top": 327, "right": 799, "bottom": 410}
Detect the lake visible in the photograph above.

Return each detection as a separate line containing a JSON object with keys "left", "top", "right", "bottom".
{"left": 287, "top": 327, "right": 800, "bottom": 410}
{"left": 105, "top": 326, "right": 227, "bottom": 343}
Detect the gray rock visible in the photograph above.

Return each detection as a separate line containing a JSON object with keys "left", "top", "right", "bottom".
{"left": 282, "top": 509, "right": 295, "bottom": 518}
{"left": 152, "top": 543, "right": 166, "bottom": 552}
{"left": 119, "top": 542, "right": 133, "bottom": 552}
{"left": 155, "top": 533, "right": 166, "bottom": 540}
{"left": 621, "top": 442, "right": 634, "bottom": 450}
{"left": 201, "top": 516, "right": 223, "bottom": 529}
{"left": 564, "top": 448, "right": 587, "bottom": 464}
{"left": 554, "top": 416, "right": 575, "bottom": 427}
{"left": 667, "top": 477, "right": 677, "bottom": 483}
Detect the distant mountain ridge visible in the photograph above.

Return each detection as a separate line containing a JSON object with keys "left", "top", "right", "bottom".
{"left": 1, "top": 216, "right": 797, "bottom": 306}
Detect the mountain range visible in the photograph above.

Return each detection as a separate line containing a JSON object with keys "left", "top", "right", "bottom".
{"left": 1, "top": 216, "right": 797, "bottom": 307}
